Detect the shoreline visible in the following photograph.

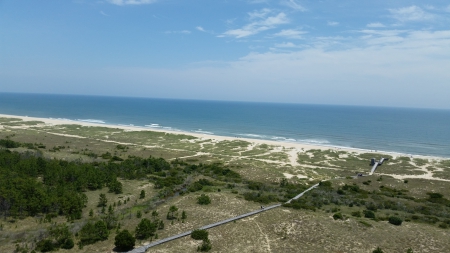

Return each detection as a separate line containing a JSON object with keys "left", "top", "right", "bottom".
{"left": 0, "top": 113, "right": 446, "bottom": 161}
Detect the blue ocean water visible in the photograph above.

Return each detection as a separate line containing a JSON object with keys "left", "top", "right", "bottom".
{"left": 0, "top": 93, "right": 449, "bottom": 157}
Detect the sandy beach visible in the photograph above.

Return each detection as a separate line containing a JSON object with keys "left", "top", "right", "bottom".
{"left": 0, "top": 113, "right": 444, "bottom": 161}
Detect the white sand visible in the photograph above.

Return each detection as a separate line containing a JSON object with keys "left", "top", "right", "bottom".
{"left": 0, "top": 113, "right": 445, "bottom": 161}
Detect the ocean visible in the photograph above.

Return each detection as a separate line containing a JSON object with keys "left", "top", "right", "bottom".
{"left": 0, "top": 93, "right": 449, "bottom": 157}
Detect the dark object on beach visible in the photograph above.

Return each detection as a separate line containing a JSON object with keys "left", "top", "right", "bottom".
{"left": 370, "top": 158, "right": 376, "bottom": 166}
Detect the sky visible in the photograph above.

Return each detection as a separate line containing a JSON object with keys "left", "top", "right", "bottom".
{"left": 1, "top": 0, "right": 450, "bottom": 109}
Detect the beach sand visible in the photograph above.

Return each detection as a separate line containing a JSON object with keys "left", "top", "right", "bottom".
{"left": 0, "top": 113, "right": 443, "bottom": 161}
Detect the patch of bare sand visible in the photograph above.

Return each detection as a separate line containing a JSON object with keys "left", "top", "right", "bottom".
{"left": 283, "top": 173, "right": 308, "bottom": 179}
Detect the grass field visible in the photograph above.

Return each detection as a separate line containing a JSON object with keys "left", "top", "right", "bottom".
{"left": 1, "top": 118, "right": 450, "bottom": 253}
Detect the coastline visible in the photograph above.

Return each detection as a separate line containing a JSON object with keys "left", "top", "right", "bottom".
{"left": 0, "top": 113, "right": 445, "bottom": 161}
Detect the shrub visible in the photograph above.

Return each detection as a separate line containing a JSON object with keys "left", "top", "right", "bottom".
{"left": 115, "top": 230, "right": 135, "bottom": 251}
{"left": 60, "top": 238, "right": 74, "bottom": 249}
{"left": 191, "top": 229, "right": 209, "bottom": 240}
{"left": 388, "top": 216, "right": 403, "bottom": 226}
{"left": 319, "top": 181, "right": 332, "bottom": 188}
{"left": 364, "top": 210, "right": 376, "bottom": 219}
{"left": 189, "top": 182, "right": 204, "bottom": 192}
{"left": 351, "top": 211, "right": 362, "bottom": 217}
{"left": 36, "top": 239, "right": 54, "bottom": 252}
{"left": 78, "top": 221, "right": 109, "bottom": 246}
{"left": 333, "top": 213, "right": 344, "bottom": 220}
{"left": 135, "top": 218, "right": 157, "bottom": 240}
{"left": 438, "top": 223, "right": 448, "bottom": 229}
{"left": 197, "top": 194, "right": 211, "bottom": 205}
{"left": 198, "top": 238, "right": 212, "bottom": 252}
{"left": 373, "top": 247, "right": 384, "bottom": 253}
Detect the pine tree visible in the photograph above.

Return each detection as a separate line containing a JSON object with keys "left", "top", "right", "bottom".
{"left": 98, "top": 194, "right": 107, "bottom": 207}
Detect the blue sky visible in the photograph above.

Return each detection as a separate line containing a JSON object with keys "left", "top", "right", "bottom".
{"left": 1, "top": 0, "right": 450, "bottom": 109}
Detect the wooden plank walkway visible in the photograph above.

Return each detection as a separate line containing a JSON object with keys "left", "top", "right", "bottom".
{"left": 127, "top": 183, "right": 320, "bottom": 253}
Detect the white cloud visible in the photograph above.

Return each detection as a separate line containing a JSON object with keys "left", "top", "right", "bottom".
{"left": 327, "top": 21, "right": 339, "bottom": 26}
{"left": 274, "top": 42, "right": 297, "bottom": 48}
{"left": 106, "top": 0, "right": 157, "bottom": 5}
{"left": 100, "top": 11, "right": 109, "bottom": 16}
{"left": 281, "top": 0, "right": 307, "bottom": 12}
{"left": 366, "top": 22, "right": 385, "bottom": 28}
{"left": 389, "top": 6, "right": 434, "bottom": 22}
{"left": 248, "top": 8, "right": 272, "bottom": 20}
{"left": 196, "top": 26, "right": 206, "bottom": 32}
{"left": 222, "top": 12, "right": 289, "bottom": 38}
{"left": 273, "top": 29, "right": 306, "bottom": 39}
{"left": 86, "top": 30, "right": 450, "bottom": 108}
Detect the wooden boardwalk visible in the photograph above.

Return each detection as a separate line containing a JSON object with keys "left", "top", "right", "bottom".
{"left": 127, "top": 183, "right": 319, "bottom": 253}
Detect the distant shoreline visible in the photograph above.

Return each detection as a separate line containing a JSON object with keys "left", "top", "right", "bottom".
{"left": 0, "top": 113, "right": 446, "bottom": 161}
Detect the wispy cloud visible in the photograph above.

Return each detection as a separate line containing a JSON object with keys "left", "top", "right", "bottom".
{"left": 196, "top": 26, "right": 206, "bottom": 32}
{"left": 327, "top": 21, "right": 339, "bottom": 26}
{"left": 367, "top": 22, "right": 385, "bottom": 28}
{"left": 221, "top": 10, "right": 289, "bottom": 38}
{"left": 248, "top": 8, "right": 272, "bottom": 20}
{"left": 100, "top": 11, "right": 109, "bottom": 16}
{"left": 281, "top": 0, "right": 307, "bottom": 12}
{"left": 274, "top": 42, "right": 297, "bottom": 48}
{"left": 273, "top": 29, "right": 306, "bottom": 39}
{"left": 389, "top": 6, "right": 434, "bottom": 22}
{"left": 106, "top": 0, "right": 157, "bottom": 6}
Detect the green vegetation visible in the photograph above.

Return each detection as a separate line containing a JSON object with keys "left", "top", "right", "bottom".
{"left": 373, "top": 247, "right": 384, "bottom": 253}
{"left": 1, "top": 123, "right": 450, "bottom": 253}
{"left": 78, "top": 220, "right": 109, "bottom": 247}
{"left": 114, "top": 230, "right": 135, "bottom": 251}
{"left": 191, "top": 229, "right": 209, "bottom": 241}
{"left": 197, "top": 194, "right": 211, "bottom": 205}
{"left": 135, "top": 218, "right": 157, "bottom": 240}
{"left": 389, "top": 216, "right": 403, "bottom": 226}
{"left": 192, "top": 229, "right": 212, "bottom": 252}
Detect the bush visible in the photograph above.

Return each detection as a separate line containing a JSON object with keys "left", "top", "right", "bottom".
{"left": 135, "top": 218, "right": 157, "bottom": 240}
{"left": 364, "top": 210, "right": 376, "bottom": 219}
{"left": 351, "top": 211, "right": 362, "bottom": 217}
{"left": 60, "top": 238, "right": 74, "bottom": 249}
{"left": 78, "top": 221, "right": 109, "bottom": 246}
{"left": 388, "top": 216, "right": 403, "bottom": 226}
{"left": 197, "top": 194, "right": 211, "bottom": 205}
{"left": 191, "top": 229, "right": 209, "bottom": 240}
{"left": 115, "top": 230, "right": 135, "bottom": 251}
{"left": 333, "top": 213, "right": 344, "bottom": 220}
{"left": 189, "top": 182, "right": 204, "bottom": 192}
{"left": 198, "top": 238, "right": 212, "bottom": 252}
{"left": 36, "top": 239, "right": 54, "bottom": 252}
{"left": 438, "top": 223, "right": 448, "bottom": 229}
{"left": 373, "top": 247, "right": 384, "bottom": 253}
{"left": 319, "top": 181, "right": 332, "bottom": 188}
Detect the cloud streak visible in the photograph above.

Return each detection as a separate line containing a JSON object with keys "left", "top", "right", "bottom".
{"left": 281, "top": 0, "right": 307, "bottom": 12}
{"left": 273, "top": 29, "right": 306, "bottom": 39}
{"left": 389, "top": 6, "right": 434, "bottom": 22}
{"left": 221, "top": 10, "right": 289, "bottom": 38}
